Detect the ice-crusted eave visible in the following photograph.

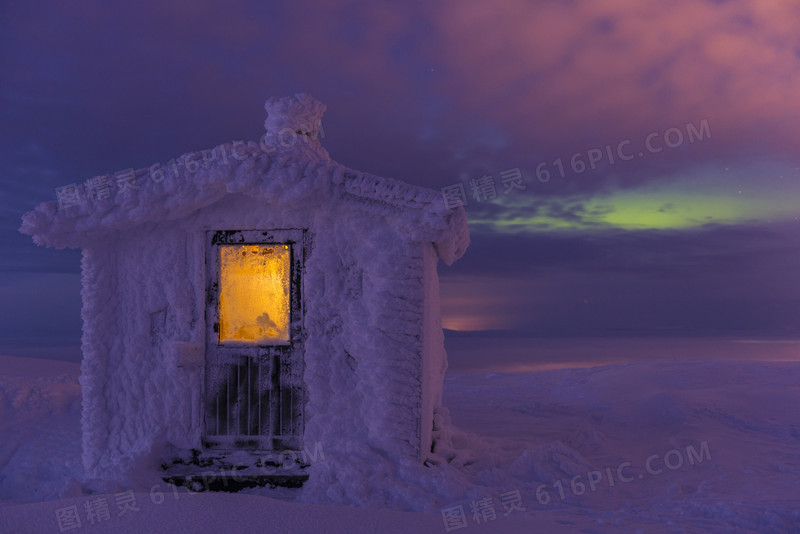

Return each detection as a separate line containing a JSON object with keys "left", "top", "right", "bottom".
{"left": 333, "top": 167, "right": 470, "bottom": 265}
{"left": 433, "top": 206, "right": 469, "bottom": 265}
{"left": 20, "top": 143, "right": 470, "bottom": 259}
{"left": 18, "top": 144, "right": 296, "bottom": 248}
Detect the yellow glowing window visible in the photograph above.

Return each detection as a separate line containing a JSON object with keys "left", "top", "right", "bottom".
{"left": 218, "top": 244, "right": 290, "bottom": 344}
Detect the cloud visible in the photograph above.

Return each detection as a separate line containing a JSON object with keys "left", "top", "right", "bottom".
{"left": 461, "top": 162, "right": 800, "bottom": 234}
{"left": 7, "top": 0, "right": 795, "bottom": 201}
{"left": 428, "top": 0, "right": 800, "bottom": 179}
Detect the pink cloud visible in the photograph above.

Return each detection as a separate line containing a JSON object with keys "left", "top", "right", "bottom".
{"left": 428, "top": 0, "right": 800, "bottom": 162}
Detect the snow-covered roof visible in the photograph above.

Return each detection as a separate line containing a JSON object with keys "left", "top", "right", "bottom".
{"left": 20, "top": 94, "right": 469, "bottom": 264}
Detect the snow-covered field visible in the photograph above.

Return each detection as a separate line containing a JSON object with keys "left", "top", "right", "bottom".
{"left": 1, "top": 345, "right": 800, "bottom": 533}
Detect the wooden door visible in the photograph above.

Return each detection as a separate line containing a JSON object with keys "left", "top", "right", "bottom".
{"left": 203, "top": 229, "right": 305, "bottom": 451}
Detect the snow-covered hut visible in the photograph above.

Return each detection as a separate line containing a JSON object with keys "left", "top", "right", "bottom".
{"left": 19, "top": 94, "right": 469, "bottom": 488}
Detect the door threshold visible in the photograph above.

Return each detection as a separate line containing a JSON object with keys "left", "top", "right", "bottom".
{"left": 161, "top": 449, "right": 310, "bottom": 492}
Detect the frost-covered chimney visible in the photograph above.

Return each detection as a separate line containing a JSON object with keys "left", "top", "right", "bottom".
{"left": 262, "top": 93, "right": 328, "bottom": 158}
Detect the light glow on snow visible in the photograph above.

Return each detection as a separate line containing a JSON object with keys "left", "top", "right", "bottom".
{"left": 441, "top": 276, "right": 529, "bottom": 331}
{"left": 218, "top": 244, "right": 290, "bottom": 344}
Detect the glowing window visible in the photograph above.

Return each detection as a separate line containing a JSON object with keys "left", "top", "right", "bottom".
{"left": 218, "top": 244, "right": 290, "bottom": 344}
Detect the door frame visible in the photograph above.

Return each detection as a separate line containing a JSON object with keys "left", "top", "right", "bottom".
{"left": 202, "top": 229, "right": 306, "bottom": 451}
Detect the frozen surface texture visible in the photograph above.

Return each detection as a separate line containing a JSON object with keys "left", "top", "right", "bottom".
{"left": 17, "top": 94, "right": 469, "bottom": 508}
{"left": 2, "top": 355, "right": 800, "bottom": 533}
{"left": 262, "top": 93, "right": 328, "bottom": 159}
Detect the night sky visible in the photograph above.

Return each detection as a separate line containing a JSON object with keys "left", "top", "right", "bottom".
{"left": 3, "top": 1, "right": 800, "bottom": 359}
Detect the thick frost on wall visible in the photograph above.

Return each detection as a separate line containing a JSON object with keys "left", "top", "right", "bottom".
{"left": 78, "top": 193, "right": 435, "bottom": 484}
{"left": 420, "top": 243, "right": 448, "bottom": 458}
{"left": 79, "top": 226, "right": 206, "bottom": 477}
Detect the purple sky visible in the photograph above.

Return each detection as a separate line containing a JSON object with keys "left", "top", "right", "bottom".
{"left": 2, "top": 1, "right": 800, "bottom": 354}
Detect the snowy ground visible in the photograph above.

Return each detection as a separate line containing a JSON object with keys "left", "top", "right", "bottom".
{"left": 1, "top": 343, "right": 800, "bottom": 533}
